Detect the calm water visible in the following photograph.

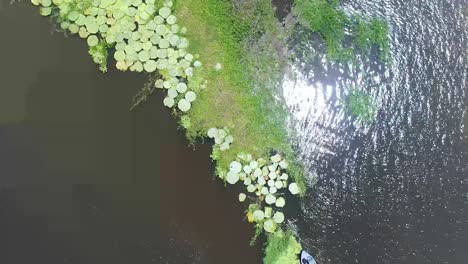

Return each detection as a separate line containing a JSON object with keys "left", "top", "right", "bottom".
{"left": 0, "top": 2, "right": 262, "bottom": 264}
{"left": 281, "top": 0, "right": 468, "bottom": 263}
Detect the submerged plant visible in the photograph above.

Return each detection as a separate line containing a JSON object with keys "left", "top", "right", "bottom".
{"left": 344, "top": 90, "right": 377, "bottom": 122}
{"left": 294, "top": 0, "right": 390, "bottom": 63}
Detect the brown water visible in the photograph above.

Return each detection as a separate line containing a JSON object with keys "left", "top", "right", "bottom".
{"left": 0, "top": 2, "right": 262, "bottom": 263}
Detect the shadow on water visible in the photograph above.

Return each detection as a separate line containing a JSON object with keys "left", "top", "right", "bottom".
{"left": 0, "top": 2, "right": 261, "bottom": 264}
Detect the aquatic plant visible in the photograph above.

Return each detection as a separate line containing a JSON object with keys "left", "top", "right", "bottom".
{"left": 35, "top": 0, "right": 200, "bottom": 114}
{"left": 227, "top": 152, "right": 301, "bottom": 235}
{"left": 344, "top": 90, "right": 377, "bottom": 122}
{"left": 294, "top": 0, "right": 390, "bottom": 62}
{"left": 263, "top": 230, "right": 302, "bottom": 264}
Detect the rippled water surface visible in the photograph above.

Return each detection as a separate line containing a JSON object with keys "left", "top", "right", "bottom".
{"left": 282, "top": 0, "right": 467, "bottom": 263}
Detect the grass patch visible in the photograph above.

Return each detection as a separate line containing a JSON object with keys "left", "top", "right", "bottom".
{"left": 294, "top": 0, "right": 390, "bottom": 62}
{"left": 173, "top": 0, "right": 306, "bottom": 190}
{"left": 263, "top": 230, "right": 302, "bottom": 264}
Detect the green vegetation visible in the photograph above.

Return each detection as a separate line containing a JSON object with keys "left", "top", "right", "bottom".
{"left": 344, "top": 90, "right": 377, "bottom": 122}
{"left": 173, "top": 0, "right": 306, "bottom": 191}
{"left": 353, "top": 17, "right": 391, "bottom": 61}
{"left": 264, "top": 230, "right": 302, "bottom": 264}
{"left": 88, "top": 40, "right": 110, "bottom": 72}
{"left": 294, "top": 0, "right": 390, "bottom": 62}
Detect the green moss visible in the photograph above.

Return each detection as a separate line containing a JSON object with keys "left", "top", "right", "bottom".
{"left": 344, "top": 90, "right": 377, "bottom": 122}
{"left": 173, "top": 0, "right": 307, "bottom": 190}
{"left": 264, "top": 230, "right": 302, "bottom": 264}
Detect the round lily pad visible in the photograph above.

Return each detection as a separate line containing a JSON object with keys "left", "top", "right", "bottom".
{"left": 167, "top": 88, "right": 178, "bottom": 99}
{"left": 114, "top": 50, "right": 126, "bottom": 61}
{"left": 273, "top": 212, "right": 285, "bottom": 224}
{"left": 207, "top": 128, "right": 218, "bottom": 138}
{"left": 40, "top": 7, "right": 52, "bottom": 16}
{"left": 177, "top": 98, "right": 191, "bottom": 112}
{"left": 158, "top": 6, "right": 171, "bottom": 18}
{"left": 143, "top": 60, "right": 157, "bottom": 72}
{"left": 154, "top": 79, "right": 164, "bottom": 88}
{"left": 138, "top": 50, "right": 150, "bottom": 62}
{"left": 166, "top": 15, "right": 177, "bottom": 25}
{"left": 226, "top": 171, "right": 239, "bottom": 185}
{"left": 253, "top": 210, "right": 265, "bottom": 221}
{"left": 270, "top": 154, "right": 282, "bottom": 163}
{"left": 265, "top": 194, "right": 276, "bottom": 205}
{"left": 87, "top": 35, "right": 99, "bottom": 46}
{"left": 238, "top": 193, "right": 246, "bottom": 202}
{"left": 288, "top": 183, "right": 300, "bottom": 195}
{"left": 185, "top": 91, "right": 196, "bottom": 102}
{"left": 163, "top": 97, "right": 174, "bottom": 108}
{"left": 229, "top": 161, "right": 242, "bottom": 173}
{"left": 176, "top": 83, "right": 187, "bottom": 93}
{"left": 275, "top": 197, "right": 286, "bottom": 208}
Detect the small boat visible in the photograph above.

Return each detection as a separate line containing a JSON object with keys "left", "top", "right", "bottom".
{"left": 300, "top": 250, "right": 317, "bottom": 264}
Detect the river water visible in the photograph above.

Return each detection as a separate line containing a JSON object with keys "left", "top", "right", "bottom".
{"left": 281, "top": 0, "right": 468, "bottom": 263}
{"left": 0, "top": 2, "right": 262, "bottom": 263}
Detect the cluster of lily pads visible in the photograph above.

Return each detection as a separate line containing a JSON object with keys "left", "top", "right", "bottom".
{"left": 226, "top": 152, "right": 301, "bottom": 233}
{"left": 33, "top": 0, "right": 200, "bottom": 113}
{"left": 207, "top": 127, "right": 234, "bottom": 151}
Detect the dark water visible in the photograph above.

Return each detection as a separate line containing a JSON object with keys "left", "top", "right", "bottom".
{"left": 0, "top": 2, "right": 262, "bottom": 263}
{"left": 282, "top": 0, "right": 468, "bottom": 263}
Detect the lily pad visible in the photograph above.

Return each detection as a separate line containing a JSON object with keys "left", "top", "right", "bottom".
{"left": 163, "top": 97, "right": 174, "bottom": 108}
{"left": 288, "top": 182, "right": 300, "bottom": 195}
{"left": 238, "top": 193, "right": 246, "bottom": 202}
{"left": 265, "top": 194, "right": 276, "bottom": 205}
{"left": 253, "top": 210, "right": 265, "bottom": 222}
{"left": 185, "top": 91, "right": 197, "bottom": 102}
{"left": 229, "top": 161, "right": 242, "bottom": 173}
{"left": 275, "top": 197, "right": 286, "bottom": 208}
{"left": 263, "top": 219, "right": 277, "bottom": 233}
{"left": 226, "top": 171, "right": 239, "bottom": 184}
{"left": 273, "top": 212, "right": 285, "bottom": 224}
{"left": 177, "top": 98, "right": 191, "bottom": 112}
{"left": 270, "top": 154, "right": 282, "bottom": 163}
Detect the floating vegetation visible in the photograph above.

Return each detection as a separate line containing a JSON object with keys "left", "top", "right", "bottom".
{"left": 343, "top": 90, "right": 377, "bottom": 122}
{"left": 226, "top": 152, "right": 301, "bottom": 234}
{"left": 263, "top": 230, "right": 302, "bottom": 264}
{"left": 294, "top": 0, "right": 390, "bottom": 62}
{"left": 35, "top": 0, "right": 200, "bottom": 114}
